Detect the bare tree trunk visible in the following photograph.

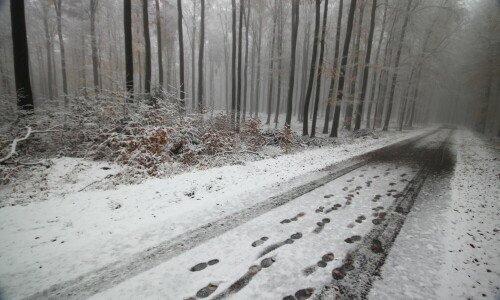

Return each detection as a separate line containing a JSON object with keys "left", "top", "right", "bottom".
{"left": 311, "top": 0, "right": 329, "bottom": 137}
{"left": 365, "top": 0, "right": 387, "bottom": 128}
{"left": 344, "top": 1, "right": 365, "bottom": 130}
{"left": 236, "top": 0, "right": 244, "bottom": 131}
{"left": 302, "top": 0, "right": 321, "bottom": 136}
{"left": 90, "top": 0, "right": 99, "bottom": 93}
{"left": 285, "top": 0, "right": 300, "bottom": 127}
{"left": 330, "top": 0, "right": 357, "bottom": 137}
{"left": 53, "top": 0, "right": 68, "bottom": 104}
{"left": 191, "top": 0, "right": 197, "bottom": 111}
{"left": 42, "top": 4, "right": 53, "bottom": 100}
{"left": 198, "top": 0, "right": 205, "bottom": 113}
{"left": 231, "top": 0, "right": 237, "bottom": 128}
{"left": 373, "top": 5, "right": 399, "bottom": 128}
{"left": 323, "top": 0, "right": 344, "bottom": 134}
{"left": 10, "top": 0, "right": 34, "bottom": 110}
{"left": 383, "top": 0, "right": 413, "bottom": 131}
{"left": 155, "top": 0, "right": 163, "bottom": 89}
{"left": 354, "top": 0, "right": 377, "bottom": 130}
{"left": 273, "top": 0, "right": 283, "bottom": 127}
{"left": 177, "top": 0, "right": 186, "bottom": 111}
{"left": 298, "top": 19, "right": 311, "bottom": 122}
{"left": 242, "top": 0, "right": 250, "bottom": 122}
{"left": 265, "top": 4, "right": 278, "bottom": 125}
{"left": 142, "top": 0, "right": 152, "bottom": 94}
{"left": 255, "top": 13, "right": 263, "bottom": 118}
{"left": 124, "top": 0, "right": 134, "bottom": 100}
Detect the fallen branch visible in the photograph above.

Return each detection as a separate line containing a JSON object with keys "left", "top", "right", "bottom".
{"left": 0, "top": 125, "right": 63, "bottom": 164}
{"left": 0, "top": 127, "right": 32, "bottom": 163}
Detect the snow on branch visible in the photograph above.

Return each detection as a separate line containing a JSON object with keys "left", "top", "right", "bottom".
{"left": 0, "top": 125, "right": 62, "bottom": 164}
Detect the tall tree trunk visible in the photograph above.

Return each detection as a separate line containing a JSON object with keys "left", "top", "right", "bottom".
{"left": 191, "top": 0, "right": 197, "bottom": 111}
{"left": 155, "top": 0, "right": 163, "bottom": 89}
{"left": 10, "top": 0, "right": 34, "bottom": 111}
{"left": 311, "top": 0, "right": 329, "bottom": 137}
{"left": 302, "top": 0, "right": 322, "bottom": 136}
{"left": 344, "top": 1, "right": 365, "bottom": 130}
{"left": 43, "top": 6, "right": 53, "bottom": 100}
{"left": 255, "top": 13, "right": 263, "bottom": 118}
{"left": 273, "top": 0, "right": 283, "bottom": 127}
{"left": 177, "top": 0, "right": 186, "bottom": 111}
{"left": 249, "top": 23, "right": 256, "bottom": 117}
{"left": 236, "top": 0, "right": 244, "bottom": 131}
{"left": 231, "top": 0, "right": 237, "bottom": 128}
{"left": 53, "top": 0, "right": 68, "bottom": 104}
{"left": 383, "top": 0, "right": 413, "bottom": 131}
{"left": 373, "top": 6, "right": 399, "bottom": 128}
{"left": 285, "top": 0, "right": 300, "bottom": 127}
{"left": 124, "top": 0, "right": 134, "bottom": 99}
{"left": 90, "top": 0, "right": 99, "bottom": 93}
{"left": 242, "top": 0, "right": 250, "bottom": 122}
{"left": 198, "top": 0, "right": 205, "bottom": 113}
{"left": 323, "top": 0, "right": 344, "bottom": 134}
{"left": 397, "top": 67, "right": 414, "bottom": 131}
{"left": 330, "top": 0, "right": 357, "bottom": 137}
{"left": 265, "top": 4, "right": 278, "bottom": 125}
{"left": 354, "top": 0, "right": 377, "bottom": 130}
{"left": 365, "top": 0, "right": 387, "bottom": 128}
{"left": 143, "top": 0, "right": 152, "bottom": 94}
{"left": 298, "top": 19, "right": 311, "bottom": 122}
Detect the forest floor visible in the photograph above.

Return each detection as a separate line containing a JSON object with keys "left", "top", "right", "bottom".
{"left": 0, "top": 126, "right": 498, "bottom": 300}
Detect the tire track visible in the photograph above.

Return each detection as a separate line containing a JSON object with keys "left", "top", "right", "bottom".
{"left": 315, "top": 129, "right": 455, "bottom": 300}
{"left": 23, "top": 129, "right": 441, "bottom": 300}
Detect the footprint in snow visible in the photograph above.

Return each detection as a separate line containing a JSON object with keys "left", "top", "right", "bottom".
{"left": 258, "top": 233, "right": 302, "bottom": 258}
{"left": 295, "top": 288, "right": 315, "bottom": 300}
{"left": 195, "top": 283, "right": 219, "bottom": 298}
{"left": 190, "top": 259, "right": 219, "bottom": 272}
{"left": 251, "top": 237, "right": 269, "bottom": 247}
{"left": 281, "top": 212, "right": 306, "bottom": 224}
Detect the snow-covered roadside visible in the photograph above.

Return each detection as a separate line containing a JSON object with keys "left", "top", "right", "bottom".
{"left": 368, "top": 129, "right": 500, "bottom": 300}
{"left": 0, "top": 127, "right": 431, "bottom": 299}
{"left": 438, "top": 130, "right": 500, "bottom": 299}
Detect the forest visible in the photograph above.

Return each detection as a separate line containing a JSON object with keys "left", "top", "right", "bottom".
{"left": 0, "top": 0, "right": 499, "bottom": 300}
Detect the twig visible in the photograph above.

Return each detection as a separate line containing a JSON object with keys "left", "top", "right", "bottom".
{"left": 0, "top": 125, "right": 63, "bottom": 164}
{"left": 0, "top": 127, "right": 32, "bottom": 163}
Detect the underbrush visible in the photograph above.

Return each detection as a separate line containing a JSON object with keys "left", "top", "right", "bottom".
{"left": 0, "top": 91, "right": 301, "bottom": 183}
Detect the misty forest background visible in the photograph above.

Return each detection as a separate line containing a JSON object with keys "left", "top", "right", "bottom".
{"left": 0, "top": 0, "right": 499, "bottom": 178}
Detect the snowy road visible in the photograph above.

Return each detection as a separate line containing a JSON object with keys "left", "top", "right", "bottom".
{"left": 20, "top": 128, "right": 458, "bottom": 300}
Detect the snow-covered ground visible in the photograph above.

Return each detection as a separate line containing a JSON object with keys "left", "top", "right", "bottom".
{"left": 0, "top": 127, "right": 430, "bottom": 299}
{"left": 369, "top": 129, "right": 500, "bottom": 300}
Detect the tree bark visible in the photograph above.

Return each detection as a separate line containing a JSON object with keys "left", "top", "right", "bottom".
{"left": 265, "top": 4, "right": 278, "bottom": 125}
{"left": 354, "top": 0, "right": 377, "bottom": 130}
{"left": 90, "top": 0, "right": 99, "bottom": 93}
{"left": 143, "top": 0, "right": 152, "bottom": 94}
{"left": 383, "top": 0, "right": 413, "bottom": 131}
{"left": 198, "top": 0, "right": 205, "bottom": 113}
{"left": 365, "top": 0, "right": 387, "bottom": 128}
{"left": 43, "top": 5, "right": 53, "bottom": 100}
{"left": 330, "top": 0, "right": 357, "bottom": 137}
{"left": 177, "top": 0, "right": 186, "bottom": 111}
{"left": 10, "top": 0, "right": 34, "bottom": 111}
{"left": 285, "top": 0, "right": 300, "bottom": 127}
{"left": 302, "top": 0, "right": 322, "bottom": 136}
{"left": 155, "top": 0, "right": 163, "bottom": 89}
{"left": 242, "top": 0, "right": 250, "bottom": 122}
{"left": 53, "top": 0, "right": 68, "bottom": 104}
{"left": 323, "top": 0, "right": 344, "bottom": 134}
{"left": 124, "top": 0, "right": 134, "bottom": 99}
{"left": 236, "top": 0, "right": 244, "bottom": 131}
{"left": 311, "top": 0, "right": 329, "bottom": 137}
{"left": 255, "top": 13, "right": 263, "bottom": 118}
